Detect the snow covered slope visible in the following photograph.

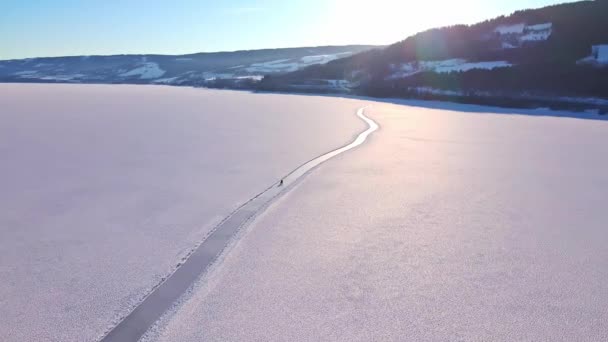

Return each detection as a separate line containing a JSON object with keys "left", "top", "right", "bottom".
{"left": 387, "top": 59, "right": 512, "bottom": 79}
{"left": 119, "top": 62, "right": 166, "bottom": 79}
{"left": 261, "top": 1, "right": 608, "bottom": 105}
{"left": 0, "top": 46, "right": 377, "bottom": 86}
{"left": 494, "top": 22, "right": 552, "bottom": 46}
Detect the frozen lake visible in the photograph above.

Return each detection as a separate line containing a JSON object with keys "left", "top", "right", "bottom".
{"left": 2, "top": 84, "right": 608, "bottom": 341}
{"left": 0, "top": 84, "right": 369, "bottom": 342}
{"left": 145, "top": 101, "right": 608, "bottom": 341}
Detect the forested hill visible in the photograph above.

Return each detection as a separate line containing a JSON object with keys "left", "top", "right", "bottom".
{"left": 0, "top": 45, "right": 377, "bottom": 86}
{"left": 259, "top": 0, "right": 608, "bottom": 112}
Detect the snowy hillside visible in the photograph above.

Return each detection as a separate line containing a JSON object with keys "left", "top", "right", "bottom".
{"left": 119, "top": 62, "right": 166, "bottom": 79}
{"left": 0, "top": 46, "right": 377, "bottom": 86}
{"left": 494, "top": 22, "right": 552, "bottom": 47}
{"left": 387, "top": 59, "right": 512, "bottom": 79}
{"left": 259, "top": 1, "right": 608, "bottom": 112}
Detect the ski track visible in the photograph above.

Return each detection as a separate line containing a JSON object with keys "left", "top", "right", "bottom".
{"left": 100, "top": 107, "right": 378, "bottom": 342}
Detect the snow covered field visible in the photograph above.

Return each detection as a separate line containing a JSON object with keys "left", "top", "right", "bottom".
{"left": 0, "top": 84, "right": 368, "bottom": 342}
{"left": 244, "top": 52, "right": 352, "bottom": 74}
{"left": 494, "top": 22, "right": 552, "bottom": 45}
{"left": 387, "top": 59, "right": 512, "bottom": 79}
{"left": 3, "top": 85, "right": 608, "bottom": 341}
{"left": 119, "top": 62, "right": 166, "bottom": 79}
{"left": 145, "top": 102, "right": 608, "bottom": 341}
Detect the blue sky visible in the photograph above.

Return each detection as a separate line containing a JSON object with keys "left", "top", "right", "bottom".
{"left": 0, "top": 0, "right": 575, "bottom": 60}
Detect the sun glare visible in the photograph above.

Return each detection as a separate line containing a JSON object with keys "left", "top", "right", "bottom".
{"left": 329, "top": 0, "right": 481, "bottom": 44}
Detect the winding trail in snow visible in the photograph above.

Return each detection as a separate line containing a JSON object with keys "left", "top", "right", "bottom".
{"left": 100, "top": 107, "right": 378, "bottom": 342}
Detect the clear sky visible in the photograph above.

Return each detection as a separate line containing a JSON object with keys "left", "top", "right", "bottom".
{"left": 0, "top": 0, "right": 576, "bottom": 60}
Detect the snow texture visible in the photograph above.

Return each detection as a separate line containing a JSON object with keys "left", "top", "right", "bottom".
{"left": 519, "top": 30, "right": 551, "bottom": 42}
{"left": 434, "top": 60, "right": 512, "bottom": 73}
{"left": 411, "top": 86, "right": 463, "bottom": 96}
{"left": 245, "top": 52, "right": 351, "bottom": 73}
{"left": 146, "top": 101, "right": 608, "bottom": 342}
{"left": 201, "top": 72, "right": 235, "bottom": 81}
{"left": 494, "top": 22, "right": 552, "bottom": 46}
{"left": 0, "top": 84, "right": 368, "bottom": 342}
{"left": 299, "top": 52, "right": 350, "bottom": 64}
{"left": 527, "top": 22, "right": 552, "bottom": 31}
{"left": 245, "top": 59, "right": 300, "bottom": 73}
{"left": 494, "top": 23, "right": 525, "bottom": 34}
{"left": 152, "top": 76, "right": 180, "bottom": 84}
{"left": 387, "top": 59, "right": 512, "bottom": 79}
{"left": 13, "top": 70, "right": 37, "bottom": 76}
{"left": 119, "top": 62, "right": 166, "bottom": 79}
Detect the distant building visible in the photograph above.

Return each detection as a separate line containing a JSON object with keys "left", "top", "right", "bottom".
{"left": 578, "top": 45, "right": 608, "bottom": 66}
{"left": 591, "top": 45, "right": 608, "bottom": 63}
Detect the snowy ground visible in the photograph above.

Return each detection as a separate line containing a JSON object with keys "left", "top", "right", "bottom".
{"left": 387, "top": 59, "right": 512, "bottom": 80}
{"left": 0, "top": 84, "right": 368, "bottom": 342}
{"left": 146, "top": 102, "right": 608, "bottom": 341}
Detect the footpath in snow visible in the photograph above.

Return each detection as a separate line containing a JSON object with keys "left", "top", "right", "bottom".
{"left": 146, "top": 102, "right": 608, "bottom": 342}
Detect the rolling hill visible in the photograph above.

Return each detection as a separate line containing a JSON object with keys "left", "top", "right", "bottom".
{"left": 259, "top": 0, "right": 608, "bottom": 112}
{"left": 0, "top": 45, "right": 377, "bottom": 88}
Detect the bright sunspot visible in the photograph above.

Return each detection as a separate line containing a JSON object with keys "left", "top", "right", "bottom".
{"left": 326, "top": 0, "right": 484, "bottom": 45}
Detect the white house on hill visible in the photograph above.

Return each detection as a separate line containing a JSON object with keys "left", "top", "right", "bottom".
{"left": 591, "top": 45, "right": 608, "bottom": 63}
